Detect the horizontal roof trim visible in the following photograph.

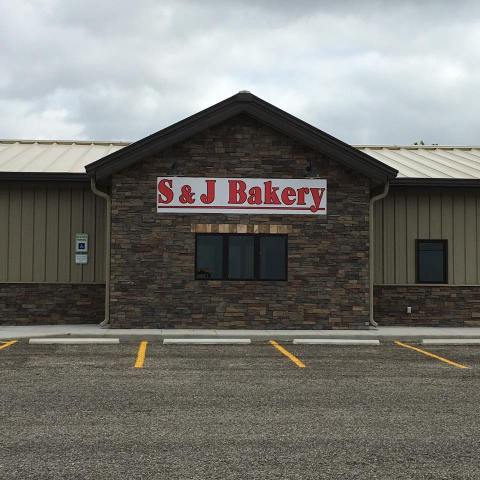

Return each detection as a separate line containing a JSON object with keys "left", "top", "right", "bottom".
{"left": 0, "top": 172, "right": 89, "bottom": 182}
{"left": 391, "top": 177, "right": 480, "bottom": 187}
{"left": 2, "top": 172, "right": 479, "bottom": 189}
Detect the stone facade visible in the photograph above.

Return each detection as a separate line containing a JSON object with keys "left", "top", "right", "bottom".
{"left": 374, "top": 285, "right": 480, "bottom": 327}
{"left": 0, "top": 283, "right": 105, "bottom": 325}
{"left": 110, "top": 114, "right": 371, "bottom": 329}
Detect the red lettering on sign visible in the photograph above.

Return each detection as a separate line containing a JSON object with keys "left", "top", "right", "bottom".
{"left": 157, "top": 179, "right": 174, "bottom": 204}
{"left": 228, "top": 180, "right": 247, "bottom": 204}
{"left": 296, "top": 187, "right": 309, "bottom": 205}
{"left": 264, "top": 181, "right": 280, "bottom": 205}
{"left": 247, "top": 186, "right": 262, "bottom": 205}
{"left": 179, "top": 184, "right": 195, "bottom": 204}
{"left": 281, "top": 187, "right": 296, "bottom": 206}
{"left": 200, "top": 180, "right": 216, "bottom": 204}
{"left": 157, "top": 177, "right": 327, "bottom": 214}
{"left": 309, "top": 187, "right": 325, "bottom": 213}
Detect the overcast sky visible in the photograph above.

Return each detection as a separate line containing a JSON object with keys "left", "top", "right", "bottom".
{"left": 1, "top": 0, "right": 480, "bottom": 145}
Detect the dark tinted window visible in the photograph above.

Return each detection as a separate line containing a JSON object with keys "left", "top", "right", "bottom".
{"left": 417, "top": 240, "right": 447, "bottom": 283}
{"left": 196, "top": 234, "right": 223, "bottom": 279}
{"left": 228, "top": 235, "right": 255, "bottom": 279}
{"left": 195, "top": 234, "right": 287, "bottom": 281}
{"left": 259, "top": 236, "right": 287, "bottom": 280}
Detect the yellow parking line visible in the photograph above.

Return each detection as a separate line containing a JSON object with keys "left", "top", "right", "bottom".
{"left": 0, "top": 340, "right": 17, "bottom": 351}
{"left": 395, "top": 341, "right": 469, "bottom": 369}
{"left": 134, "top": 341, "right": 148, "bottom": 368}
{"left": 270, "top": 340, "right": 305, "bottom": 368}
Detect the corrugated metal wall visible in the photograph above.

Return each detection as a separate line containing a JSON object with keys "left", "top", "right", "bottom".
{"left": 374, "top": 189, "right": 480, "bottom": 285}
{"left": 2, "top": 183, "right": 477, "bottom": 286}
{"left": 0, "top": 183, "right": 106, "bottom": 283}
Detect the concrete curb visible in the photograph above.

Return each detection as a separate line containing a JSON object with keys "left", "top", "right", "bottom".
{"left": 293, "top": 339, "right": 380, "bottom": 345}
{"left": 422, "top": 338, "right": 480, "bottom": 345}
{"left": 29, "top": 338, "right": 120, "bottom": 345}
{"left": 2, "top": 325, "right": 480, "bottom": 343}
{"left": 163, "top": 338, "right": 251, "bottom": 345}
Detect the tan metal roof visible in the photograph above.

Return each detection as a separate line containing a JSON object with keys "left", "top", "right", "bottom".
{"left": 1, "top": 139, "right": 480, "bottom": 179}
{"left": 355, "top": 145, "right": 480, "bottom": 179}
{"left": 0, "top": 140, "right": 128, "bottom": 174}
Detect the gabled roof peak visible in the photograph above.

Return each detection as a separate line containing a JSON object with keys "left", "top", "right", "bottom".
{"left": 85, "top": 92, "right": 397, "bottom": 185}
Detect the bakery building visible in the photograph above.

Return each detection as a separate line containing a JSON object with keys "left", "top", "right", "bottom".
{"left": 1, "top": 91, "right": 480, "bottom": 329}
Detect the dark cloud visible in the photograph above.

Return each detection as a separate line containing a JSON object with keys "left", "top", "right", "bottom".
{"left": 1, "top": 0, "right": 479, "bottom": 144}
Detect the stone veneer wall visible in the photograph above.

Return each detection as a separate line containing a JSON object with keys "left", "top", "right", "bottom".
{"left": 0, "top": 283, "right": 105, "bottom": 325}
{"left": 374, "top": 285, "right": 480, "bottom": 327}
{"left": 109, "top": 114, "right": 371, "bottom": 329}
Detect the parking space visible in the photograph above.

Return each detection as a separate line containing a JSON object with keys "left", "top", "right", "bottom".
{"left": 2, "top": 341, "right": 138, "bottom": 371}
{"left": 411, "top": 344, "right": 480, "bottom": 369}
{"left": 1, "top": 340, "right": 480, "bottom": 479}
{"left": 287, "top": 342, "right": 478, "bottom": 376}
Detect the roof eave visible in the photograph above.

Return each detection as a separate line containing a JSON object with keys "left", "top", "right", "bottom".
{"left": 0, "top": 172, "right": 89, "bottom": 182}
{"left": 391, "top": 177, "right": 480, "bottom": 187}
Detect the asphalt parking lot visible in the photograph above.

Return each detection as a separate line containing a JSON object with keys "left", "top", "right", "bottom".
{"left": 1, "top": 340, "right": 479, "bottom": 479}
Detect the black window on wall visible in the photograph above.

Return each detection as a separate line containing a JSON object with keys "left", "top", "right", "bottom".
{"left": 195, "top": 234, "right": 287, "bottom": 281}
{"left": 416, "top": 239, "right": 448, "bottom": 284}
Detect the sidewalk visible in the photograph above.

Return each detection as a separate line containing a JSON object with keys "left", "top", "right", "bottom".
{"left": 2, "top": 324, "right": 480, "bottom": 341}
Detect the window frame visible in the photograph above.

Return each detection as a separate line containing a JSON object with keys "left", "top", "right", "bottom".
{"left": 195, "top": 233, "right": 288, "bottom": 281}
{"left": 415, "top": 239, "right": 448, "bottom": 284}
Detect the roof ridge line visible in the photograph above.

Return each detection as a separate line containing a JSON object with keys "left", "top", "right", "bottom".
{"left": 356, "top": 145, "right": 480, "bottom": 149}
{"left": 2, "top": 140, "right": 480, "bottom": 149}
{"left": 0, "top": 139, "right": 131, "bottom": 146}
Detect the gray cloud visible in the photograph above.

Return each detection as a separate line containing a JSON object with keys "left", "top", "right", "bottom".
{"left": 1, "top": 0, "right": 480, "bottom": 144}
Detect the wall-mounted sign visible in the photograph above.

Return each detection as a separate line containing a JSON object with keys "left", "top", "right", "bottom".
{"left": 75, "top": 254, "right": 88, "bottom": 265}
{"left": 75, "top": 233, "right": 88, "bottom": 253}
{"left": 157, "top": 177, "right": 327, "bottom": 215}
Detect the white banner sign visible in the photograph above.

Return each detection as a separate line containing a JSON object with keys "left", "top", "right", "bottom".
{"left": 157, "top": 177, "right": 327, "bottom": 215}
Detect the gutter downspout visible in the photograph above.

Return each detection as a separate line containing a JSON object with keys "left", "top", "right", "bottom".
{"left": 90, "top": 177, "right": 111, "bottom": 328}
{"left": 369, "top": 181, "right": 389, "bottom": 328}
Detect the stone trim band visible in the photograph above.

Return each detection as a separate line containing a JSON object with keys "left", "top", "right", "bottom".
{"left": 191, "top": 224, "right": 293, "bottom": 234}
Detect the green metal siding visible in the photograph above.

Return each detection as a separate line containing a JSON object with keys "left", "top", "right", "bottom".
{"left": 0, "top": 183, "right": 106, "bottom": 283}
{"left": 374, "top": 189, "right": 480, "bottom": 285}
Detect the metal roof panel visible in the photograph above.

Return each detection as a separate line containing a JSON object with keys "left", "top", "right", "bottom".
{"left": 0, "top": 140, "right": 127, "bottom": 174}
{"left": 2, "top": 139, "right": 480, "bottom": 180}
{"left": 356, "top": 146, "right": 480, "bottom": 179}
